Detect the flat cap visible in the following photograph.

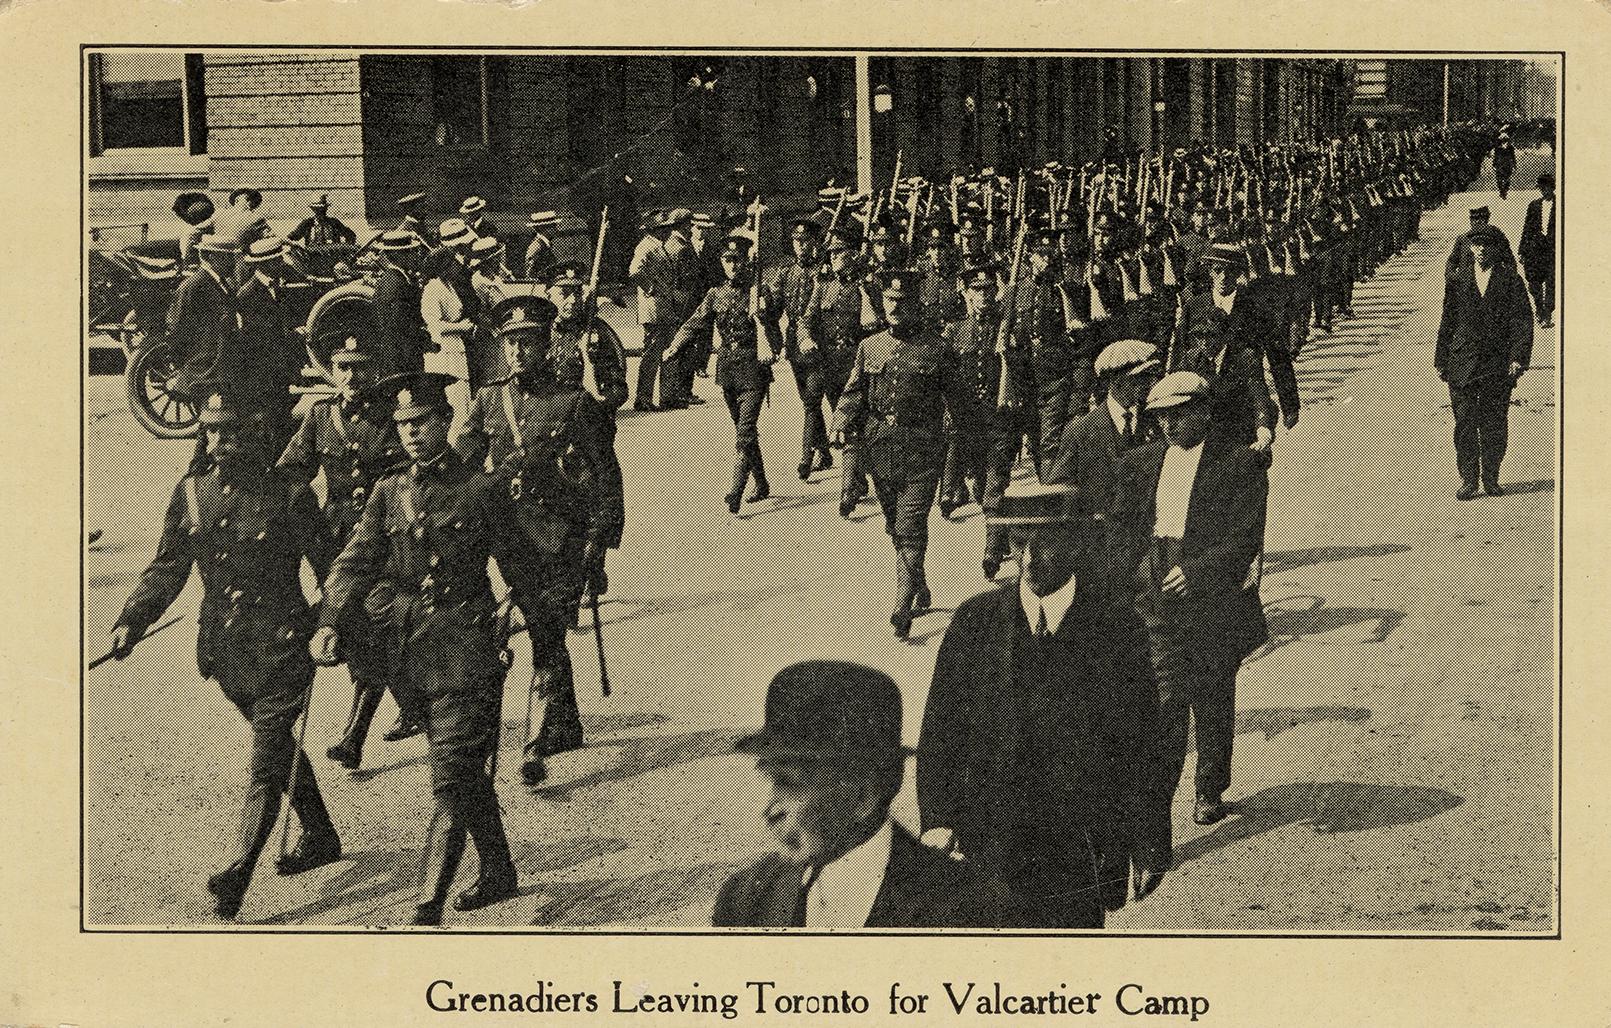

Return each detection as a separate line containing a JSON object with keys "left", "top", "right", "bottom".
{"left": 1146, "top": 370, "right": 1210, "bottom": 410}
{"left": 1094, "top": 339, "right": 1161, "bottom": 378}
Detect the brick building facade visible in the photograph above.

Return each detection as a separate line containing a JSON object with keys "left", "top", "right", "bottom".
{"left": 95, "top": 51, "right": 1508, "bottom": 238}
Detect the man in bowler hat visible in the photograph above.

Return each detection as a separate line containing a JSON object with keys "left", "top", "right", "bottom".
{"left": 714, "top": 661, "right": 1013, "bottom": 929}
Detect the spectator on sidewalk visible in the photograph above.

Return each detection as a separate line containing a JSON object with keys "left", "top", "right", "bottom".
{"left": 1518, "top": 173, "right": 1556, "bottom": 328}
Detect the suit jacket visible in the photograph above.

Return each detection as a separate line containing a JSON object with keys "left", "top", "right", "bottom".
{"left": 1518, "top": 197, "right": 1556, "bottom": 276}
{"left": 1111, "top": 439, "right": 1269, "bottom": 661}
{"left": 369, "top": 264, "right": 428, "bottom": 374}
{"left": 630, "top": 234, "right": 686, "bottom": 327}
{"left": 712, "top": 823, "right": 1016, "bottom": 928}
{"left": 234, "top": 275, "right": 303, "bottom": 404}
{"left": 166, "top": 266, "right": 235, "bottom": 392}
{"left": 1434, "top": 262, "right": 1534, "bottom": 389}
{"left": 1172, "top": 291, "right": 1278, "bottom": 449}
{"left": 916, "top": 579, "right": 1170, "bottom": 918}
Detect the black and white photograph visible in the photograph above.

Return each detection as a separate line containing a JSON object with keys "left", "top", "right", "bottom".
{"left": 80, "top": 47, "right": 1560, "bottom": 935}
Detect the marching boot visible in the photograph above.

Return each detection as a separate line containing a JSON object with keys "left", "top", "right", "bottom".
{"left": 522, "top": 648, "right": 584, "bottom": 789}
{"left": 910, "top": 546, "right": 931, "bottom": 613}
{"left": 889, "top": 542, "right": 917, "bottom": 640}
{"left": 813, "top": 448, "right": 833, "bottom": 472}
{"left": 277, "top": 750, "right": 342, "bottom": 875}
{"left": 746, "top": 444, "right": 770, "bottom": 503}
{"left": 724, "top": 452, "right": 749, "bottom": 515}
{"left": 382, "top": 677, "right": 428, "bottom": 742}
{"left": 327, "top": 682, "right": 385, "bottom": 770}
{"left": 453, "top": 793, "right": 519, "bottom": 913}
{"left": 208, "top": 787, "right": 278, "bottom": 919}
{"left": 413, "top": 810, "right": 468, "bottom": 926}
{"left": 797, "top": 459, "right": 813, "bottom": 482}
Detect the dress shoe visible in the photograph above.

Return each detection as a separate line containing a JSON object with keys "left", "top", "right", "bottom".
{"left": 275, "top": 831, "right": 342, "bottom": 876}
{"left": 412, "top": 900, "right": 444, "bottom": 926}
{"left": 938, "top": 498, "right": 957, "bottom": 520}
{"left": 382, "top": 714, "right": 427, "bottom": 743}
{"left": 797, "top": 461, "right": 813, "bottom": 482}
{"left": 1193, "top": 796, "right": 1229, "bottom": 825}
{"left": 813, "top": 450, "right": 834, "bottom": 472}
{"left": 521, "top": 753, "right": 548, "bottom": 788}
{"left": 1455, "top": 482, "right": 1479, "bottom": 501}
{"left": 982, "top": 556, "right": 1002, "bottom": 581}
{"left": 326, "top": 738, "right": 362, "bottom": 770}
{"left": 746, "top": 482, "right": 770, "bottom": 503}
{"left": 725, "top": 492, "right": 742, "bottom": 515}
{"left": 633, "top": 401, "right": 660, "bottom": 413}
{"left": 1483, "top": 481, "right": 1505, "bottom": 496}
{"left": 890, "top": 608, "right": 913, "bottom": 640}
{"left": 207, "top": 861, "right": 253, "bottom": 920}
{"left": 838, "top": 496, "right": 856, "bottom": 519}
{"left": 453, "top": 870, "right": 519, "bottom": 912}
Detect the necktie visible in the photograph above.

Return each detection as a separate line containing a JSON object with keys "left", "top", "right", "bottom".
{"left": 1123, "top": 409, "right": 1135, "bottom": 447}
{"left": 790, "top": 865, "right": 821, "bottom": 927}
{"left": 1034, "top": 604, "right": 1049, "bottom": 640}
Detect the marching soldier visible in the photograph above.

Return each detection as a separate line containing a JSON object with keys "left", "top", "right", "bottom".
{"left": 766, "top": 217, "right": 832, "bottom": 481}
{"left": 999, "top": 225, "right": 1067, "bottom": 476}
{"left": 799, "top": 222, "right": 882, "bottom": 515}
{"left": 834, "top": 269, "right": 967, "bottom": 640}
{"left": 865, "top": 221, "right": 905, "bottom": 279}
{"left": 940, "top": 262, "right": 1031, "bottom": 582}
{"left": 276, "top": 333, "right": 424, "bottom": 768}
{"left": 111, "top": 383, "right": 341, "bottom": 920}
{"left": 916, "top": 222, "right": 967, "bottom": 329}
{"left": 666, "top": 231, "right": 785, "bottom": 514}
{"left": 456, "top": 297, "right": 611, "bottom": 788}
{"left": 315, "top": 370, "right": 538, "bottom": 925}
{"left": 546, "top": 261, "right": 629, "bottom": 609}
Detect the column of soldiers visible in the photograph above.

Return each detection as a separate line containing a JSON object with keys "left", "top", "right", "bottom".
{"left": 110, "top": 124, "right": 1492, "bottom": 925}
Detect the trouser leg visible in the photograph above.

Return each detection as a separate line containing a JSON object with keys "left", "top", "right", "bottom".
{"left": 634, "top": 324, "right": 667, "bottom": 407}
{"left": 1192, "top": 656, "right": 1238, "bottom": 802}
{"left": 1147, "top": 630, "right": 1195, "bottom": 805}
{"left": 328, "top": 612, "right": 387, "bottom": 768}
{"left": 795, "top": 361, "right": 826, "bottom": 472}
{"left": 421, "top": 688, "right": 514, "bottom": 918}
{"left": 1449, "top": 383, "right": 1480, "bottom": 486}
{"left": 210, "top": 675, "right": 304, "bottom": 916}
{"left": 1477, "top": 380, "right": 1512, "bottom": 487}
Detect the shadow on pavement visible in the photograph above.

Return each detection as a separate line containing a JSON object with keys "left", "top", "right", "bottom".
{"left": 1172, "top": 781, "right": 1465, "bottom": 870}
{"left": 1263, "top": 544, "right": 1411, "bottom": 575}
{"left": 1495, "top": 478, "right": 1554, "bottom": 496}
{"left": 1251, "top": 595, "right": 1406, "bottom": 659}
{"left": 531, "top": 725, "right": 743, "bottom": 801}
{"left": 527, "top": 859, "right": 744, "bottom": 926}
{"left": 1231, "top": 705, "right": 1372, "bottom": 741}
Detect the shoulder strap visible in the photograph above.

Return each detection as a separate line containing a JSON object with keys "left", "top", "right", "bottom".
{"left": 500, "top": 382, "right": 525, "bottom": 451}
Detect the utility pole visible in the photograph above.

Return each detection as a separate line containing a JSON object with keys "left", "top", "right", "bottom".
{"left": 1442, "top": 60, "right": 1450, "bottom": 126}
{"left": 856, "top": 55, "right": 874, "bottom": 195}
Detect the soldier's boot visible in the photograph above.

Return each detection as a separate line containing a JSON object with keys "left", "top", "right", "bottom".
{"left": 910, "top": 546, "right": 932, "bottom": 613}
{"left": 938, "top": 444, "right": 962, "bottom": 518}
{"left": 208, "top": 787, "right": 278, "bottom": 920}
{"left": 725, "top": 451, "right": 750, "bottom": 515}
{"left": 414, "top": 811, "right": 468, "bottom": 926}
{"left": 383, "top": 677, "right": 428, "bottom": 742}
{"left": 522, "top": 651, "right": 584, "bottom": 789}
{"left": 746, "top": 444, "right": 770, "bottom": 503}
{"left": 327, "top": 682, "right": 386, "bottom": 770}
{"left": 889, "top": 541, "right": 918, "bottom": 640}
{"left": 453, "top": 793, "right": 519, "bottom": 913}
{"left": 277, "top": 750, "right": 342, "bottom": 875}
{"left": 812, "top": 447, "right": 833, "bottom": 473}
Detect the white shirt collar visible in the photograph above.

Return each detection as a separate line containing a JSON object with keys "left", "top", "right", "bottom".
{"left": 1474, "top": 263, "right": 1493, "bottom": 295}
{"left": 803, "top": 819, "right": 893, "bottom": 929}
{"left": 1107, "top": 392, "right": 1136, "bottom": 436}
{"left": 1019, "top": 571, "right": 1079, "bottom": 637}
{"left": 1213, "top": 288, "right": 1237, "bottom": 315}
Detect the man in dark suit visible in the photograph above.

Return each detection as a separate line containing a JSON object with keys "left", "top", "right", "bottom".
{"left": 167, "top": 238, "right": 239, "bottom": 400}
{"left": 1434, "top": 223, "right": 1534, "bottom": 499}
{"left": 1045, "top": 339, "right": 1162, "bottom": 564}
{"left": 714, "top": 661, "right": 1013, "bottom": 929}
{"left": 1112, "top": 372, "right": 1269, "bottom": 826}
{"left": 1518, "top": 173, "right": 1556, "bottom": 328}
{"left": 917, "top": 483, "right": 1172, "bottom": 929}
{"left": 369, "top": 231, "right": 430, "bottom": 376}
{"left": 287, "top": 194, "right": 357, "bottom": 247}
{"left": 1169, "top": 244, "right": 1279, "bottom": 460}
{"left": 1491, "top": 133, "right": 1517, "bottom": 200}
{"left": 234, "top": 237, "right": 305, "bottom": 453}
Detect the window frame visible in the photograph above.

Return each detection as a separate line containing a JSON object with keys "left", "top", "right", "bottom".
{"left": 87, "top": 50, "right": 206, "bottom": 158}
{"left": 430, "top": 55, "right": 492, "bottom": 151}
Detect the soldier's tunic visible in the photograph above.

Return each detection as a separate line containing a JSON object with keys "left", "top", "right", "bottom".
{"left": 457, "top": 376, "right": 609, "bottom": 758}
{"left": 800, "top": 268, "right": 882, "bottom": 504}
{"left": 917, "top": 260, "right": 966, "bottom": 329}
{"left": 767, "top": 256, "right": 831, "bottom": 468}
{"left": 277, "top": 395, "right": 417, "bottom": 729}
{"left": 941, "top": 304, "right": 1025, "bottom": 529}
{"left": 321, "top": 447, "right": 537, "bottom": 901}
{"left": 674, "top": 277, "right": 784, "bottom": 489}
{"left": 116, "top": 463, "right": 337, "bottom": 888}
{"left": 551, "top": 312, "right": 628, "bottom": 552}
{"left": 999, "top": 270, "right": 1069, "bottom": 473}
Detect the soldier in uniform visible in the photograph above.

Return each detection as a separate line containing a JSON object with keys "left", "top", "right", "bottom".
{"left": 915, "top": 222, "right": 966, "bottom": 329}
{"left": 234, "top": 237, "right": 305, "bottom": 454}
{"left": 834, "top": 269, "right": 967, "bottom": 640}
{"left": 799, "top": 222, "right": 882, "bottom": 515}
{"left": 369, "top": 231, "right": 431, "bottom": 375}
{"left": 314, "top": 371, "right": 539, "bottom": 925}
{"left": 940, "top": 261, "right": 1031, "bottom": 582}
{"left": 667, "top": 232, "right": 785, "bottom": 513}
{"left": 110, "top": 383, "right": 341, "bottom": 920}
{"left": 865, "top": 221, "right": 905, "bottom": 280}
{"left": 546, "top": 262, "right": 629, "bottom": 610}
{"left": 276, "top": 333, "right": 424, "bottom": 767}
{"left": 456, "top": 298, "right": 611, "bottom": 788}
{"left": 766, "top": 217, "right": 831, "bottom": 481}
{"left": 999, "top": 226, "right": 1067, "bottom": 476}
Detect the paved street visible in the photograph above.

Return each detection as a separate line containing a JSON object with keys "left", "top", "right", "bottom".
{"left": 83, "top": 159, "right": 1556, "bottom": 931}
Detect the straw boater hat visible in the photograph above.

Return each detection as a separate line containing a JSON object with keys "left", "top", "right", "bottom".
{"left": 985, "top": 482, "right": 1081, "bottom": 527}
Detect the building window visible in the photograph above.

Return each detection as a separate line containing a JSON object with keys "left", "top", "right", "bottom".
{"left": 432, "top": 56, "right": 489, "bottom": 147}
{"left": 88, "top": 50, "right": 205, "bottom": 155}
